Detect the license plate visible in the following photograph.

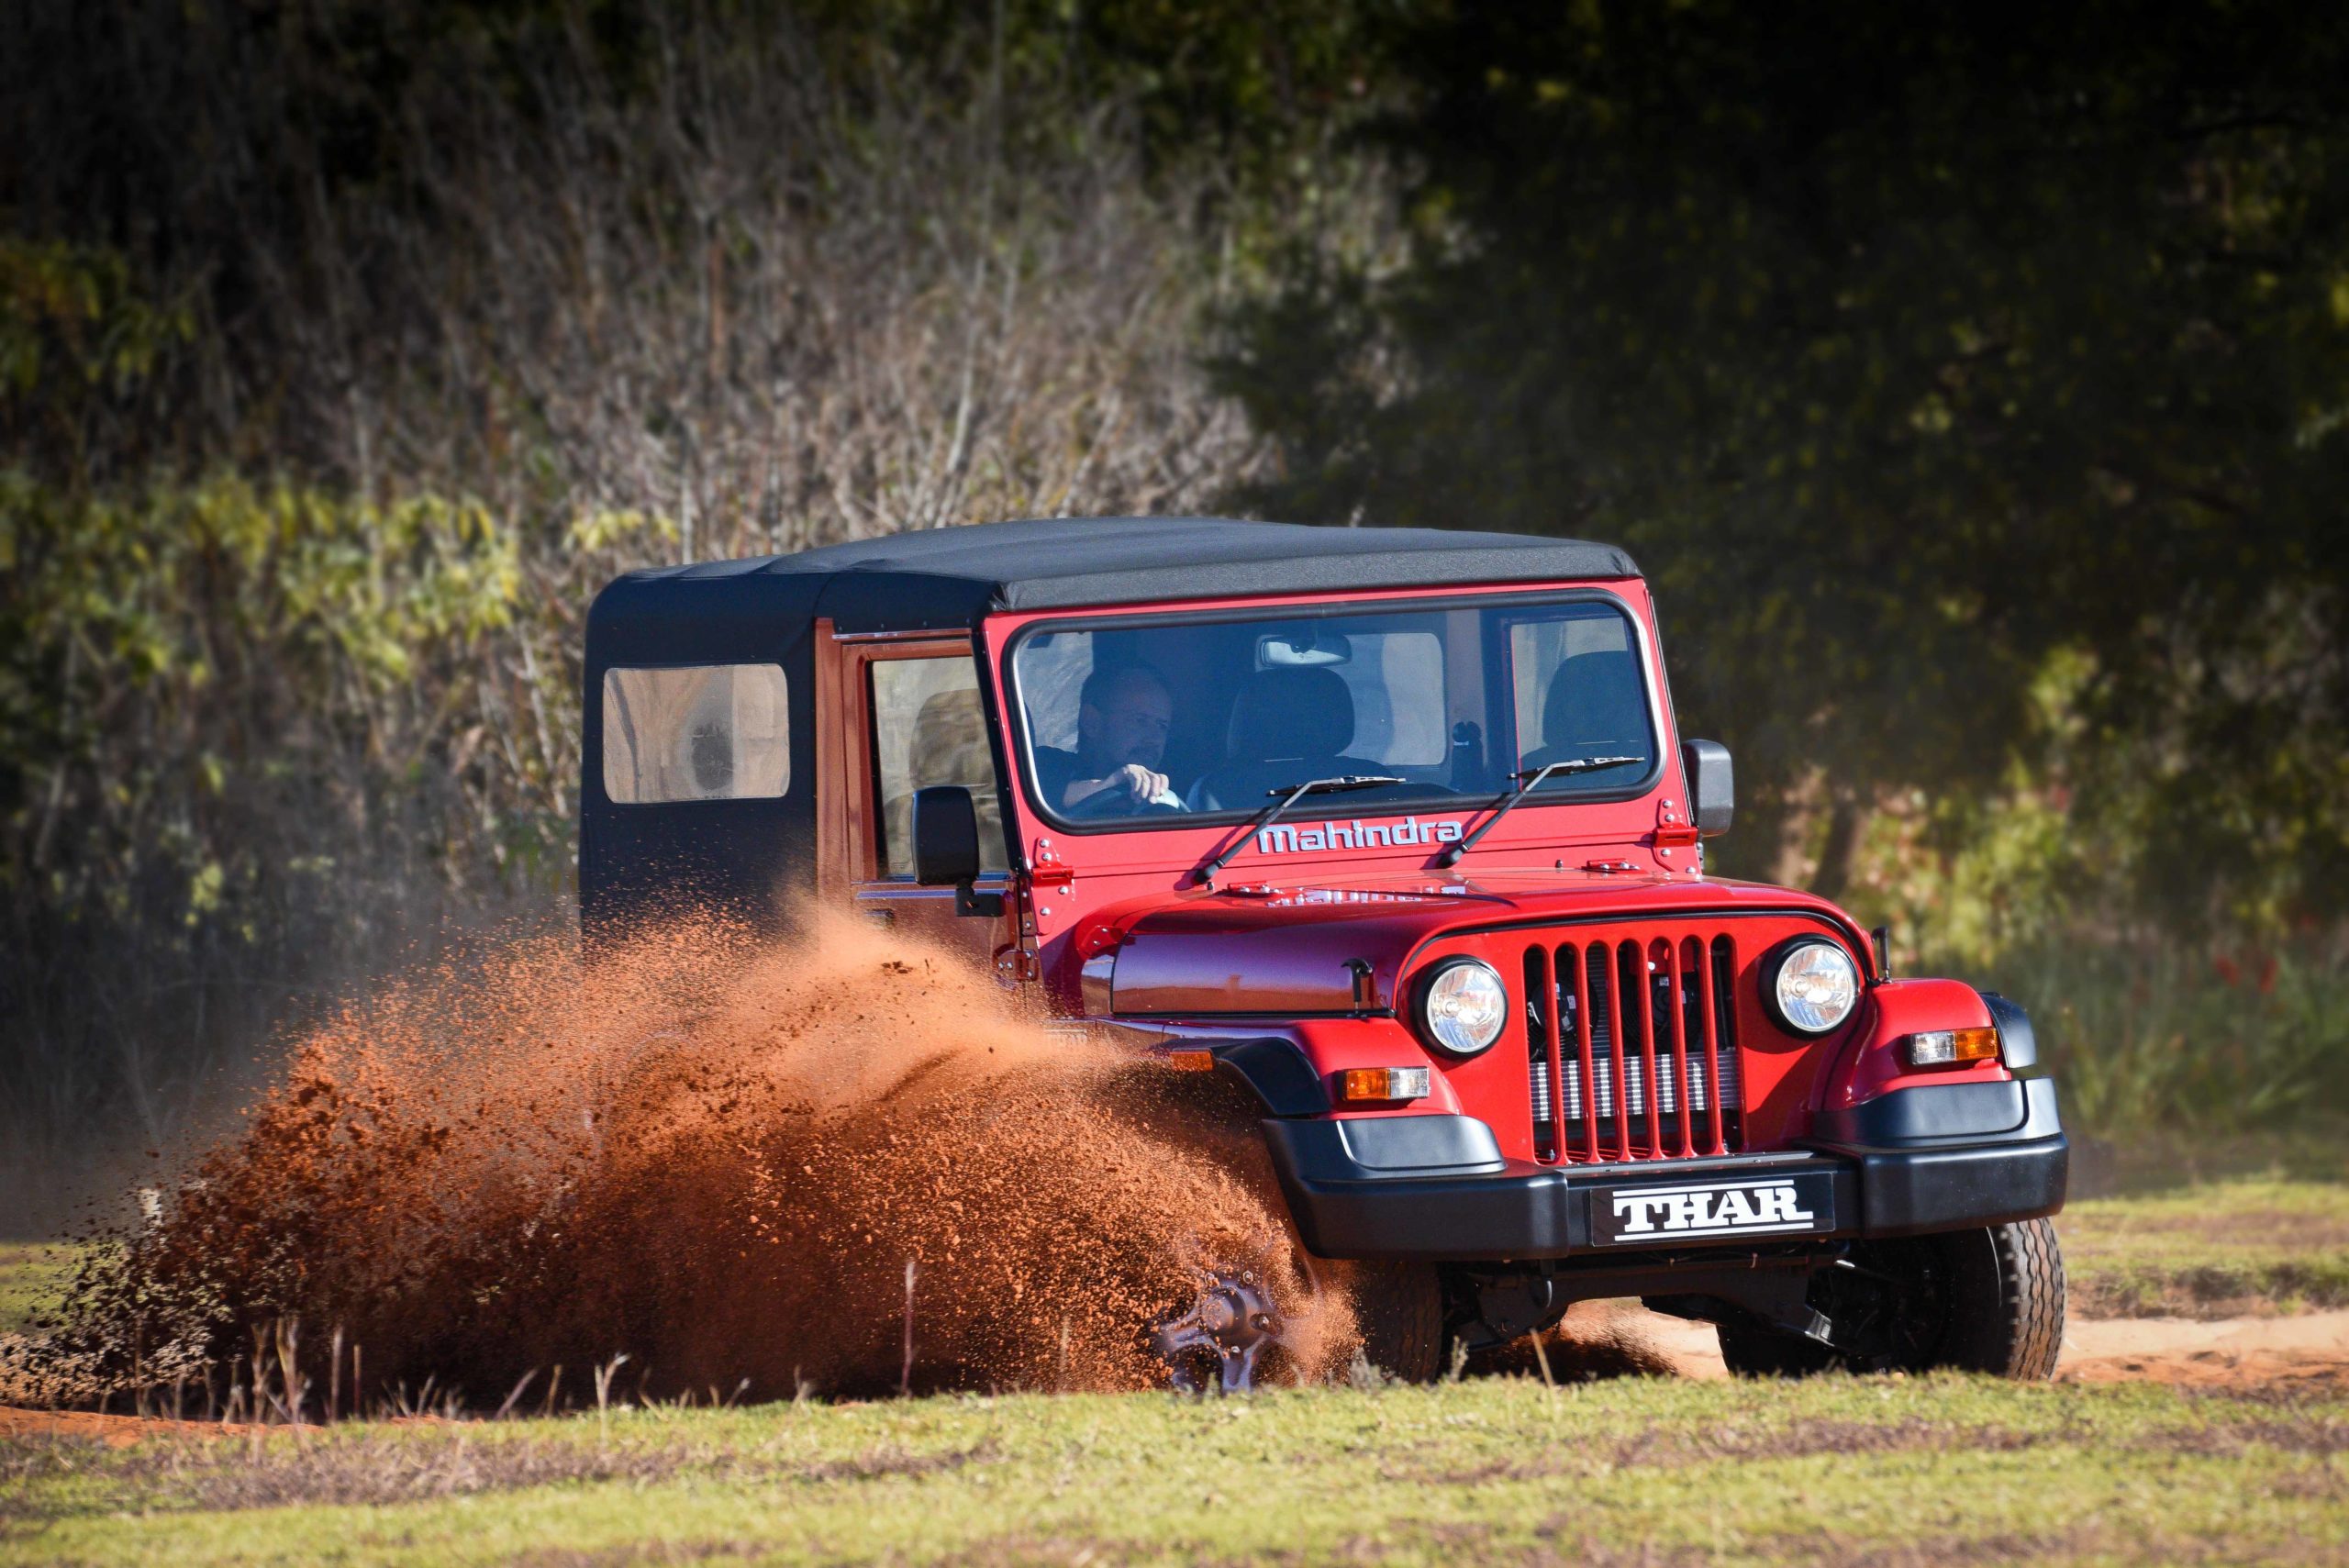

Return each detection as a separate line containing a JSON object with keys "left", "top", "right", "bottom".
{"left": 1588, "top": 1172, "right": 1837, "bottom": 1246}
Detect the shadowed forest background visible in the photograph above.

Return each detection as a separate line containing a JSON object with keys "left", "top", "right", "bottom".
{"left": 3, "top": 0, "right": 2344, "bottom": 1222}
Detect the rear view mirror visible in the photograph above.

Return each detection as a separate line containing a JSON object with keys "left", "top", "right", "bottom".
{"left": 1682, "top": 740, "right": 1733, "bottom": 837}
{"left": 911, "top": 785, "right": 983, "bottom": 886}
{"left": 1255, "top": 627, "right": 1353, "bottom": 668}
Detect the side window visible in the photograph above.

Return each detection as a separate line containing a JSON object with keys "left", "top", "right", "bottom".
{"left": 871, "top": 658, "right": 1009, "bottom": 877}
{"left": 603, "top": 664, "right": 789, "bottom": 803}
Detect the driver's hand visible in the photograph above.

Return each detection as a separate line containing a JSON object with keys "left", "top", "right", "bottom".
{"left": 1112, "top": 762, "right": 1171, "bottom": 803}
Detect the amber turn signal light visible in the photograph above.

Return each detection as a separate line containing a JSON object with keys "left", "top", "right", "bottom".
{"left": 1165, "top": 1049, "right": 1217, "bottom": 1073}
{"left": 1339, "top": 1066, "right": 1431, "bottom": 1103}
{"left": 1904, "top": 1027, "right": 1999, "bottom": 1068}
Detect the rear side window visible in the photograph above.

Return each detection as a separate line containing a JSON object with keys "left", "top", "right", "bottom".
{"left": 602, "top": 664, "right": 790, "bottom": 803}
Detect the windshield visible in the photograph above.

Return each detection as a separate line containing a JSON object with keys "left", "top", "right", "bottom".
{"left": 1008, "top": 595, "right": 1658, "bottom": 828}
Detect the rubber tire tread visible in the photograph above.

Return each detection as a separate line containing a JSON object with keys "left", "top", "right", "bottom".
{"left": 1349, "top": 1262, "right": 1446, "bottom": 1384}
{"left": 1956, "top": 1218, "right": 2065, "bottom": 1380}
{"left": 1717, "top": 1218, "right": 2066, "bottom": 1381}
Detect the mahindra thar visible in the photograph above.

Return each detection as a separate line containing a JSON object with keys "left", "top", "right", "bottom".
{"left": 581, "top": 517, "right": 2066, "bottom": 1385}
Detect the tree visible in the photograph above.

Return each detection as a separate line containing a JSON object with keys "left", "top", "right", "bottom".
{"left": 1217, "top": 0, "right": 2349, "bottom": 923}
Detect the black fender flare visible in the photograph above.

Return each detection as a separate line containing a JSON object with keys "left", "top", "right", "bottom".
{"left": 1976, "top": 991, "right": 2045, "bottom": 1077}
{"left": 1207, "top": 1038, "right": 1329, "bottom": 1117}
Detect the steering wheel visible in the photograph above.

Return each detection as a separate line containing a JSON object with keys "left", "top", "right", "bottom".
{"left": 1063, "top": 785, "right": 1187, "bottom": 820}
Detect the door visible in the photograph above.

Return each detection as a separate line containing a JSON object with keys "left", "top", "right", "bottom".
{"left": 816, "top": 627, "right": 1017, "bottom": 965}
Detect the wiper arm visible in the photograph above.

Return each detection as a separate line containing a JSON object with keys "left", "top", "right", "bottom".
{"left": 1435, "top": 756, "right": 1644, "bottom": 868}
{"left": 1193, "top": 774, "right": 1408, "bottom": 889}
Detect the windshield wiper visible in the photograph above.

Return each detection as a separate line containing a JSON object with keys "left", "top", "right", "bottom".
{"left": 1193, "top": 774, "right": 1408, "bottom": 890}
{"left": 1435, "top": 756, "right": 1645, "bottom": 868}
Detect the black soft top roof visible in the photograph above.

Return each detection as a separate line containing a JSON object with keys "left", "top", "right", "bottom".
{"left": 592, "top": 517, "right": 1640, "bottom": 641}
{"left": 581, "top": 517, "right": 1639, "bottom": 926}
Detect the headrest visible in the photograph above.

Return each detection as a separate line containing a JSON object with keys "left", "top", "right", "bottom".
{"left": 1227, "top": 667, "right": 1354, "bottom": 760}
{"left": 1540, "top": 650, "right": 1648, "bottom": 751}
{"left": 914, "top": 686, "right": 983, "bottom": 744}
{"left": 912, "top": 688, "right": 992, "bottom": 782}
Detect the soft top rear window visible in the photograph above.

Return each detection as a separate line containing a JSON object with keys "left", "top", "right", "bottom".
{"left": 602, "top": 664, "right": 789, "bottom": 804}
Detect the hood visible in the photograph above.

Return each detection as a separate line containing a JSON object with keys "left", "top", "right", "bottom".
{"left": 1098, "top": 871, "right": 1864, "bottom": 1016}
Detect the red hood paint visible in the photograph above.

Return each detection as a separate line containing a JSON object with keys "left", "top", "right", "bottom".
{"left": 1097, "top": 871, "right": 1875, "bottom": 1017}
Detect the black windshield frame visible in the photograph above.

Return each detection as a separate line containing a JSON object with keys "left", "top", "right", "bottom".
{"left": 997, "top": 588, "right": 1668, "bottom": 838}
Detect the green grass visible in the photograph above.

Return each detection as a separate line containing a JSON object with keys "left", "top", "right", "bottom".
{"left": 8, "top": 1185, "right": 2349, "bottom": 1562}
{"left": 6, "top": 1375, "right": 2349, "bottom": 1565}
{"left": 2062, "top": 1176, "right": 2349, "bottom": 1318}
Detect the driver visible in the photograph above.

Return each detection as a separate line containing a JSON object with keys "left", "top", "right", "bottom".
{"left": 1034, "top": 663, "right": 1181, "bottom": 813}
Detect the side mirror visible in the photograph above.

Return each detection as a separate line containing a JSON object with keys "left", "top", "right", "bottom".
{"left": 1682, "top": 740, "right": 1734, "bottom": 837}
{"left": 911, "top": 785, "right": 983, "bottom": 886}
{"left": 912, "top": 785, "right": 1005, "bottom": 917}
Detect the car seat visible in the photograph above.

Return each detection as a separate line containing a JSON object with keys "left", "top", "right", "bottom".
{"left": 1519, "top": 649, "right": 1651, "bottom": 777}
{"left": 1186, "top": 666, "right": 1378, "bottom": 810}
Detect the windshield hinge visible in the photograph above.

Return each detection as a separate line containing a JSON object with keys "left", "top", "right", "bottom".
{"left": 1030, "top": 837, "right": 1075, "bottom": 894}
{"left": 1653, "top": 795, "right": 1700, "bottom": 850}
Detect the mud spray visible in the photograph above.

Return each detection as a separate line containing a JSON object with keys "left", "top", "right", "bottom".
{"left": 28, "top": 916, "right": 1360, "bottom": 1407}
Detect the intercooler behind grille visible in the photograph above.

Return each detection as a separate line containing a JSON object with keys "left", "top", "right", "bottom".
{"left": 1523, "top": 934, "right": 1742, "bottom": 1162}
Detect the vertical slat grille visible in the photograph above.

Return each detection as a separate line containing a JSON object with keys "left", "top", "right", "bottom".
{"left": 1525, "top": 947, "right": 1559, "bottom": 1162}
{"left": 1526, "top": 927, "right": 1742, "bottom": 1164}
{"left": 1668, "top": 937, "right": 1696, "bottom": 1158}
{"left": 1604, "top": 942, "right": 1633, "bottom": 1159}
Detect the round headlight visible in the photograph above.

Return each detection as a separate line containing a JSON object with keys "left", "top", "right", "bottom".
{"left": 1765, "top": 940, "right": 1861, "bottom": 1034}
{"left": 1417, "top": 958, "right": 1508, "bottom": 1056}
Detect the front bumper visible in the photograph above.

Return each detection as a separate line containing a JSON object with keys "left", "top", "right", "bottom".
{"left": 1263, "top": 1077, "right": 2066, "bottom": 1262}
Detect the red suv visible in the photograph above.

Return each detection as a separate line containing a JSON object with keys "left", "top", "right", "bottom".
{"left": 583, "top": 517, "right": 2066, "bottom": 1384}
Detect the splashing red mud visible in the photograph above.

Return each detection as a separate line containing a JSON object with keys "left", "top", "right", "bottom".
{"left": 33, "top": 916, "right": 1355, "bottom": 1406}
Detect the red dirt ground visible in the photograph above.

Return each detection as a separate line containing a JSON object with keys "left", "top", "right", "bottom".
{"left": 1620, "top": 1304, "right": 2349, "bottom": 1391}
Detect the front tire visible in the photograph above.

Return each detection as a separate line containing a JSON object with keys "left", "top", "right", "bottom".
{"left": 1349, "top": 1261, "right": 1447, "bottom": 1383}
{"left": 1717, "top": 1218, "right": 2065, "bottom": 1380}
{"left": 1944, "top": 1217, "right": 2066, "bottom": 1378}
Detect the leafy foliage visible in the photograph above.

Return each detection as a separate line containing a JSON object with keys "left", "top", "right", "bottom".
{"left": 0, "top": 1, "right": 1325, "bottom": 1212}
{"left": 2, "top": 471, "right": 534, "bottom": 909}
{"left": 2, "top": 2, "right": 2344, "bottom": 1210}
{"left": 1217, "top": 0, "right": 2349, "bottom": 928}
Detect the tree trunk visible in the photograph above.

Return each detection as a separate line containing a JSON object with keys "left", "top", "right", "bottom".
{"left": 1810, "top": 795, "right": 1866, "bottom": 902}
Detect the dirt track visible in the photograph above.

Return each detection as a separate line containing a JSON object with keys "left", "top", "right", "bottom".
{"left": 1621, "top": 1305, "right": 2349, "bottom": 1392}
